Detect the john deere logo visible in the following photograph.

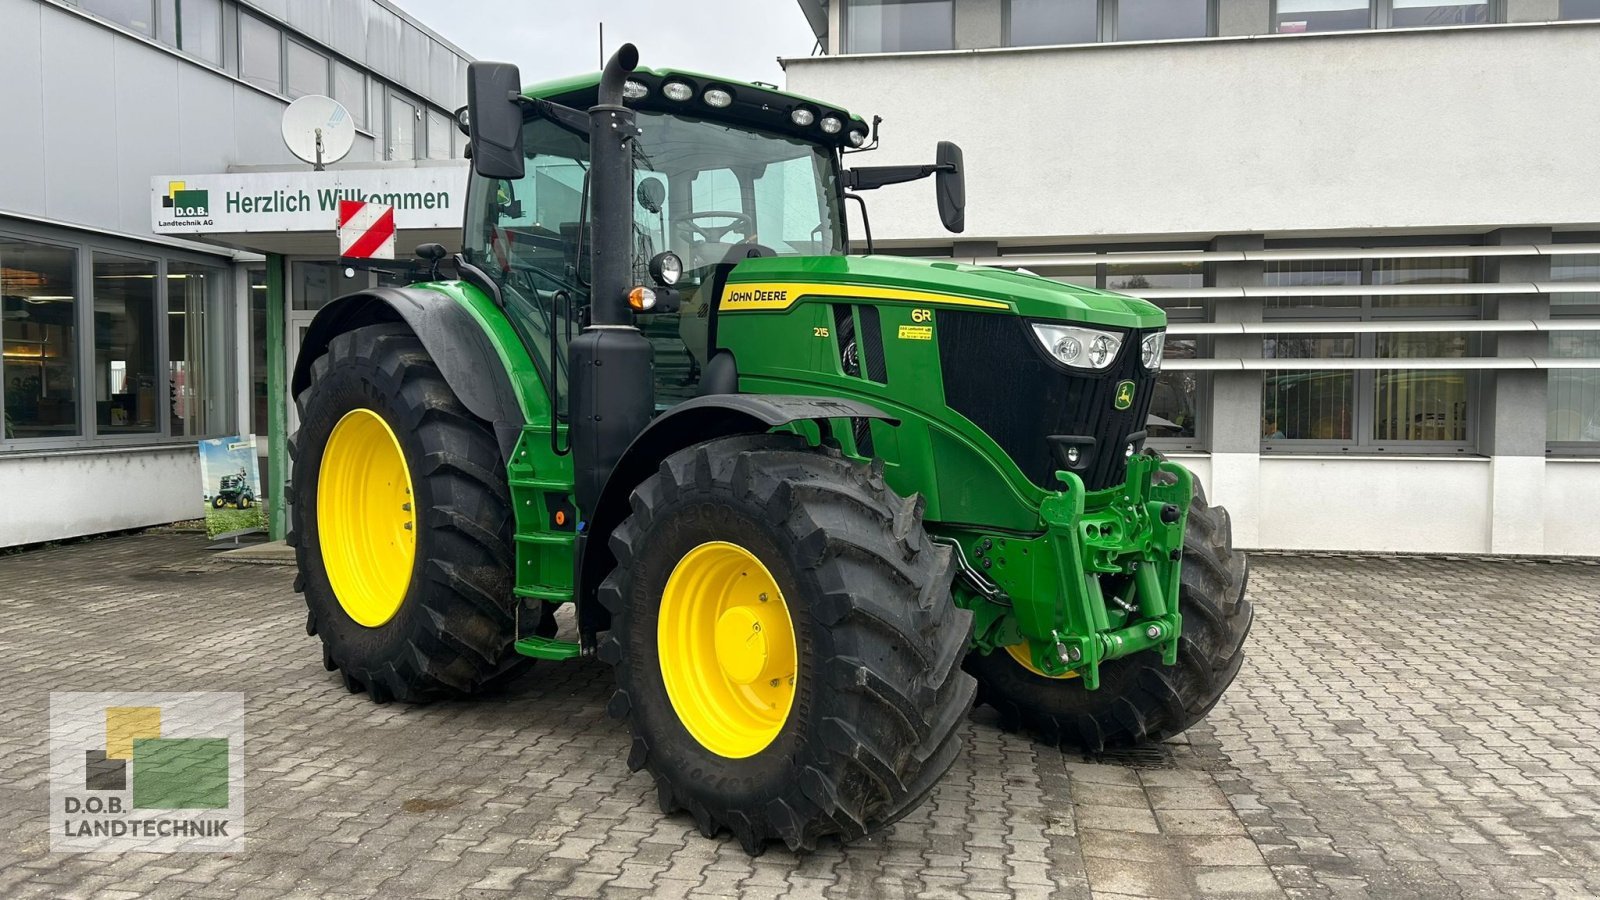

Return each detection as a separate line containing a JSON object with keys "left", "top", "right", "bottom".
{"left": 1114, "top": 381, "right": 1136, "bottom": 410}
{"left": 163, "top": 181, "right": 210, "bottom": 218}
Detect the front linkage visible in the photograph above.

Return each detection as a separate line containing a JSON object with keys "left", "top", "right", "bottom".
{"left": 942, "top": 452, "right": 1193, "bottom": 689}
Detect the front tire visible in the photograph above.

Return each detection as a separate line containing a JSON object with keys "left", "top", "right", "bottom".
{"left": 289, "top": 323, "right": 528, "bottom": 703}
{"left": 598, "top": 434, "right": 976, "bottom": 853}
{"left": 965, "top": 479, "right": 1251, "bottom": 752}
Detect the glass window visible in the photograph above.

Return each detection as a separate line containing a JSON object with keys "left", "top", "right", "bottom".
{"left": 93, "top": 254, "right": 159, "bottom": 436}
{"left": 1559, "top": 0, "right": 1600, "bottom": 18}
{"left": 847, "top": 0, "right": 954, "bottom": 52}
{"left": 248, "top": 268, "right": 267, "bottom": 438}
{"left": 2, "top": 239, "right": 79, "bottom": 439}
{"left": 1370, "top": 256, "right": 1478, "bottom": 310}
{"left": 285, "top": 40, "right": 329, "bottom": 100}
{"left": 426, "top": 110, "right": 451, "bottom": 161}
{"left": 239, "top": 14, "right": 283, "bottom": 94}
{"left": 1042, "top": 266, "right": 1098, "bottom": 288}
{"left": 1265, "top": 259, "right": 1362, "bottom": 310}
{"left": 368, "top": 79, "right": 387, "bottom": 143}
{"left": 333, "top": 62, "right": 366, "bottom": 130}
{"left": 81, "top": 0, "right": 155, "bottom": 36}
{"left": 1107, "top": 261, "right": 1206, "bottom": 313}
{"left": 1276, "top": 0, "right": 1371, "bottom": 32}
{"left": 167, "top": 262, "right": 227, "bottom": 437}
{"left": 177, "top": 0, "right": 222, "bottom": 65}
{"left": 1549, "top": 332, "right": 1600, "bottom": 445}
{"left": 1550, "top": 253, "right": 1600, "bottom": 310}
{"left": 1390, "top": 0, "right": 1488, "bottom": 27}
{"left": 1009, "top": 0, "right": 1098, "bottom": 45}
{"left": 388, "top": 94, "right": 418, "bottom": 160}
{"left": 1151, "top": 339, "right": 1207, "bottom": 443}
{"left": 1372, "top": 333, "right": 1470, "bottom": 441}
{"left": 293, "top": 262, "right": 364, "bottom": 311}
{"left": 1263, "top": 336, "right": 1358, "bottom": 441}
{"left": 1116, "top": 0, "right": 1210, "bottom": 40}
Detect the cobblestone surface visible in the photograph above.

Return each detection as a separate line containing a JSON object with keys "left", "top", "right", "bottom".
{"left": 0, "top": 534, "right": 1596, "bottom": 899}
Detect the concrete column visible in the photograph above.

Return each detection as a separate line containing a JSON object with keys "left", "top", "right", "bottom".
{"left": 954, "top": 0, "right": 1003, "bottom": 49}
{"left": 1204, "top": 234, "right": 1265, "bottom": 547}
{"left": 1505, "top": 0, "right": 1562, "bottom": 22}
{"left": 1219, "top": 0, "right": 1273, "bottom": 36}
{"left": 1483, "top": 227, "right": 1552, "bottom": 554}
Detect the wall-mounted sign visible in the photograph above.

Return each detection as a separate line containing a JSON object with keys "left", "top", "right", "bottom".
{"left": 151, "top": 165, "right": 467, "bottom": 235}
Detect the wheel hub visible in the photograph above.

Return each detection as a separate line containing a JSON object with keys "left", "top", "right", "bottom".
{"left": 658, "top": 541, "right": 797, "bottom": 759}
{"left": 317, "top": 408, "right": 417, "bottom": 628}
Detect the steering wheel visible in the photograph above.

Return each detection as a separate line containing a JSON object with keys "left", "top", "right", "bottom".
{"left": 677, "top": 210, "right": 755, "bottom": 244}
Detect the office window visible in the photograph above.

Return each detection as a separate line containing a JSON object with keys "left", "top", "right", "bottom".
{"left": 239, "top": 14, "right": 283, "bottom": 94}
{"left": 167, "top": 262, "right": 227, "bottom": 438}
{"left": 426, "top": 110, "right": 451, "bottom": 161}
{"left": 1262, "top": 257, "right": 1478, "bottom": 451}
{"left": 1104, "top": 263, "right": 1210, "bottom": 444}
{"left": 1008, "top": 0, "right": 1099, "bottom": 45}
{"left": 2, "top": 239, "right": 79, "bottom": 439}
{"left": 1276, "top": 0, "right": 1372, "bottom": 32}
{"left": 285, "top": 40, "right": 329, "bottom": 100}
{"left": 248, "top": 268, "right": 267, "bottom": 438}
{"left": 846, "top": 0, "right": 954, "bottom": 52}
{"left": 1550, "top": 252, "right": 1600, "bottom": 310}
{"left": 1116, "top": 0, "right": 1211, "bottom": 39}
{"left": 293, "top": 262, "right": 363, "bottom": 311}
{"left": 93, "top": 254, "right": 159, "bottom": 436}
{"left": 333, "top": 62, "right": 366, "bottom": 130}
{"left": 1549, "top": 332, "right": 1600, "bottom": 446}
{"left": 1390, "top": 0, "right": 1488, "bottom": 27}
{"left": 177, "top": 0, "right": 222, "bottom": 65}
{"left": 81, "top": 0, "right": 155, "bottom": 36}
{"left": 368, "top": 80, "right": 388, "bottom": 144}
{"left": 388, "top": 95, "right": 419, "bottom": 160}
{"left": 1559, "top": 0, "right": 1600, "bottom": 18}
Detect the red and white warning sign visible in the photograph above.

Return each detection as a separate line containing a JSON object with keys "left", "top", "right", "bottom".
{"left": 337, "top": 199, "right": 396, "bottom": 260}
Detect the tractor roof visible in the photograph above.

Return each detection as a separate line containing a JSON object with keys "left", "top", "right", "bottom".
{"left": 522, "top": 67, "right": 868, "bottom": 150}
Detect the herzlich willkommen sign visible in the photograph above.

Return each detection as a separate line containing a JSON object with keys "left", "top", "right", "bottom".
{"left": 150, "top": 165, "right": 466, "bottom": 234}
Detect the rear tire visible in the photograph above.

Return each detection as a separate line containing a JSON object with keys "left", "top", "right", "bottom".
{"left": 964, "top": 479, "right": 1251, "bottom": 752}
{"left": 598, "top": 434, "right": 976, "bottom": 854}
{"left": 289, "top": 322, "right": 529, "bottom": 703}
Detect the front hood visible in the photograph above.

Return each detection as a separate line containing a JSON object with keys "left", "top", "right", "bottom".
{"left": 724, "top": 254, "right": 1165, "bottom": 330}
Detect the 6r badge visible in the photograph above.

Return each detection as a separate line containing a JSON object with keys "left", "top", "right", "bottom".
{"left": 1114, "top": 380, "right": 1136, "bottom": 410}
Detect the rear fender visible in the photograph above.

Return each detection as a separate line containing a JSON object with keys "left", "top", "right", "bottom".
{"left": 291, "top": 286, "right": 527, "bottom": 458}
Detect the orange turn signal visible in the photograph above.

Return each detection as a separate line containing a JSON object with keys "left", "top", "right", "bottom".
{"left": 627, "top": 286, "right": 657, "bottom": 311}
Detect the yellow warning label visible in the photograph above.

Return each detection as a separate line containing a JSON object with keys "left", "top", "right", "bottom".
{"left": 898, "top": 324, "right": 933, "bottom": 341}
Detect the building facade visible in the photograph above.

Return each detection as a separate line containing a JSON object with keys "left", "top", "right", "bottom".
{"left": 0, "top": 0, "right": 471, "bottom": 546}
{"left": 788, "top": 0, "right": 1600, "bottom": 555}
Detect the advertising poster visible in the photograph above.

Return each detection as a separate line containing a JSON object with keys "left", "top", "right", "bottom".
{"left": 198, "top": 437, "right": 264, "bottom": 539}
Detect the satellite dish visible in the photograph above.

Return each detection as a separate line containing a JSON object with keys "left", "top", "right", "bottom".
{"left": 282, "top": 95, "right": 355, "bottom": 170}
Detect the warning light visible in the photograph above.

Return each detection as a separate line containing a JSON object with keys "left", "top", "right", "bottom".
{"left": 555, "top": 510, "right": 567, "bottom": 526}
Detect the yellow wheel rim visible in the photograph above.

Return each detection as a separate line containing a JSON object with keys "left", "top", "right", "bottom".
{"left": 658, "top": 541, "right": 797, "bottom": 759}
{"left": 317, "top": 408, "right": 417, "bottom": 628}
{"left": 1005, "top": 642, "right": 1079, "bottom": 679}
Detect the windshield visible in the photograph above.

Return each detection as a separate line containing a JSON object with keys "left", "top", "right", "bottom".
{"left": 629, "top": 111, "right": 844, "bottom": 286}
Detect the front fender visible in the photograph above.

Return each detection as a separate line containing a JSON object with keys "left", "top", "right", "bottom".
{"left": 291, "top": 286, "right": 526, "bottom": 458}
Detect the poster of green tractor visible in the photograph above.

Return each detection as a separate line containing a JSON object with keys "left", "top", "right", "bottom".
{"left": 198, "top": 436, "right": 264, "bottom": 538}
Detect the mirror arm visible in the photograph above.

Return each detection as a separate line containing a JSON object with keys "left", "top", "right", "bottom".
{"left": 843, "top": 162, "right": 954, "bottom": 192}
{"left": 844, "top": 192, "right": 874, "bottom": 255}
{"left": 514, "top": 96, "right": 591, "bottom": 140}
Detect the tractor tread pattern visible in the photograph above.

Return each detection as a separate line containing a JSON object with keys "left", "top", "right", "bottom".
{"left": 597, "top": 434, "right": 976, "bottom": 854}
{"left": 290, "top": 323, "right": 528, "bottom": 704}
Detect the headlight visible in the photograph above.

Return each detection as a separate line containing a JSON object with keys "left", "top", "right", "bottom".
{"left": 1030, "top": 323, "right": 1123, "bottom": 371}
{"left": 648, "top": 251, "right": 682, "bottom": 286}
{"left": 662, "top": 81, "right": 693, "bottom": 102}
{"left": 1141, "top": 332, "right": 1165, "bottom": 372}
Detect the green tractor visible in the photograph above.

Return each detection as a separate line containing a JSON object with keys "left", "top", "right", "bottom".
{"left": 289, "top": 45, "right": 1249, "bottom": 853}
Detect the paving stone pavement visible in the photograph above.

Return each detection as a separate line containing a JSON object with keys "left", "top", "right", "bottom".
{"left": 0, "top": 534, "right": 1596, "bottom": 899}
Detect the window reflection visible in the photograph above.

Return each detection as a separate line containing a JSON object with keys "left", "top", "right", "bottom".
{"left": 847, "top": 0, "right": 955, "bottom": 52}
{"left": 2, "top": 240, "right": 79, "bottom": 439}
{"left": 1276, "top": 0, "right": 1372, "bottom": 32}
{"left": 93, "top": 254, "right": 160, "bottom": 435}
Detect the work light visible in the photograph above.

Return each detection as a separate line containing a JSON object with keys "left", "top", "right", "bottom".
{"left": 791, "top": 108, "right": 816, "bottom": 126}
{"left": 704, "top": 88, "right": 732, "bottom": 108}
{"left": 648, "top": 251, "right": 683, "bottom": 286}
{"left": 622, "top": 80, "right": 649, "bottom": 100}
{"left": 819, "top": 116, "right": 842, "bottom": 134}
{"left": 1031, "top": 323, "right": 1123, "bottom": 371}
{"left": 1140, "top": 332, "right": 1165, "bottom": 372}
{"left": 662, "top": 81, "right": 693, "bottom": 101}
{"left": 847, "top": 129, "right": 868, "bottom": 147}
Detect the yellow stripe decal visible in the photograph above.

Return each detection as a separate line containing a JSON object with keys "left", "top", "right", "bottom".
{"left": 719, "top": 281, "right": 1010, "bottom": 312}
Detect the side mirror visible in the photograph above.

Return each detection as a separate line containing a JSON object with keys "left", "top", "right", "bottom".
{"left": 467, "top": 62, "right": 525, "bottom": 180}
{"left": 936, "top": 141, "right": 965, "bottom": 234}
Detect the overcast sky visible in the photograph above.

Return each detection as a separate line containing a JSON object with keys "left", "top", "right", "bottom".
{"left": 392, "top": 0, "right": 821, "bottom": 87}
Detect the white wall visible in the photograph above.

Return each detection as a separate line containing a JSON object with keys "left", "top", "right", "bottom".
{"left": 1256, "top": 456, "right": 1494, "bottom": 553}
{"left": 785, "top": 23, "right": 1600, "bottom": 244}
{"left": 1544, "top": 460, "right": 1600, "bottom": 557}
{"left": 0, "top": 447, "right": 200, "bottom": 547}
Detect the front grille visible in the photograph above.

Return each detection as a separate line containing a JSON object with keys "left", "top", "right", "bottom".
{"left": 937, "top": 312, "right": 1157, "bottom": 492}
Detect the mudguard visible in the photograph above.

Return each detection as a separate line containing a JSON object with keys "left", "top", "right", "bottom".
{"left": 291, "top": 287, "right": 526, "bottom": 458}
{"left": 575, "top": 393, "right": 899, "bottom": 645}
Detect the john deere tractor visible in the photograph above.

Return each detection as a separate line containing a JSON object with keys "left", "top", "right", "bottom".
{"left": 290, "top": 45, "right": 1249, "bottom": 853}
